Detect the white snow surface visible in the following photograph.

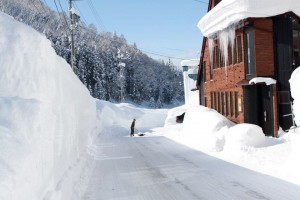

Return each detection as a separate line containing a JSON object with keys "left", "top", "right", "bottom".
{"left": 0, "top": 12, "right": 96, "bottom": 200}
{"left": 290, "top": 66, "right": 300, "bottom": 125}
{"left": 2, "top": 10, "right": 300, "bottom": 200}
{"left": 198, "top": 0, "right": 300, "bottom": 37}
{"left": 249, "top": 77, "right": 277, "bottom": 85}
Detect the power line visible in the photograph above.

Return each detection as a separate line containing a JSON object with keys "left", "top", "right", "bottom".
{"left": 57, "top": 0, "right": 69, "bottom": 27}
{"left": 53, "top": 0, "right": 69, "bottom": 34}
{"left": 193, "top": 0, "right": 209, "bottom": 5}
{"left": 140, "top": 49, "right": 197, "bottom": 61}
{"left": 73, "top": 1, "right": 88, "bottom": 25}
{"left": 86, "top": 0, "right": 107, "bottom": 31}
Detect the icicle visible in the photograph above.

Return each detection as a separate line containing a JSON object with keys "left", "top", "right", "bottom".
{"left": 218, "top": 30, "right": 229, "bottom": 67}
{"left": 208, "top": 37, "right": 214, "bottom": 69}
{"left": 228, "top": 26, "right": 235, "bottom": 50}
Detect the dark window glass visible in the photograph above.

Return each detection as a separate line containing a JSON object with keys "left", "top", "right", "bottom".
{"left": 210, "top": 92, "right": 214, "bottom": 109}
{"left": 230, "top": 91, "right": 234, "bottom": 117}
{"left": 214, "top": 92, "right": 217, "bottom": 110}
{"left": 233, "top": 39, "right": 237, "bottom": 64}
{"left": 221, "top": 92, "right": 225, "bottom": 115}
{"left": 237, "top": 35, "right": 243, "bottom": 63}
{"left": 235, "top": 91, "right": 239, "bottom": 117}
{"left": 228, "top": 45, "right": 232, "bottom": 65}
{"left": 218, "top": 92, "right": 221, "bottom": 113}
{"left": 203, "top": 61, "right": 206, "bottom": 82}
{"left": 226, "top": 92, "right": 229, "bottom": 116}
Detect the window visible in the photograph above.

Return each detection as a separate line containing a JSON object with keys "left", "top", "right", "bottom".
{"left": 203, "top": 61, "right": 206, "bottom": 82}
{"left": 245, "top": 28, "right": 255, "bottom": 79}
{"left": 214, "top": 92, "right": 217, "bottom": 111}
{"left": 293, "top": 19, "right": 300, "bottom": 70}
{"left": 210, "top": 92, "right": 214, "bottom": 109}
{"left": 205, "top": 97, "right": 208, "bottom": 107}
{"left": 221, "top": 92, "right": 225, "bottom": 115}
{"left": 246, "top": 33, "right": 251, "bottom": 74}
{"left": 233, "top": 39, "right": 237, "bottom": 64}
{"left": 217, "top": 92, "right": 221, "bottom": 112}
{"left": 210, "top": 61, "right": 213, "bottom": 80}
{"left": 230, "top": 92, "right": 234, "bottom": 117}
{"left": 226, "top": 92, "right": 229, "bottom": 116}
{"left": 235, "top": 92, "right": 239, "bottom": 117}
{"left": 237, "top": 35, "right": 243, "bottom": 63}
{"left": 228, "top": 45, "right": 232, "bottom": 66}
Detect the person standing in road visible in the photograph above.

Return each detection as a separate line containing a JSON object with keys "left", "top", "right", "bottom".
{"left": 130, "top": 119, "right": 136, "bottom": 137}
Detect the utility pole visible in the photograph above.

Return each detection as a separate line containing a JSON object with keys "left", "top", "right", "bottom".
{"left": 68, "top": 0, "right": 80, "bottom": 72}
{"left": 118, "top": 50, "right": 126, "bottom": 103}
{"left": 69, "top": 0, "right": 75, "bottom": 71}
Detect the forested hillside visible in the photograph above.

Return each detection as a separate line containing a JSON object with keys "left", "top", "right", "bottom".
{"left": 0, "top": 0, "right": 184, "bottom": 107}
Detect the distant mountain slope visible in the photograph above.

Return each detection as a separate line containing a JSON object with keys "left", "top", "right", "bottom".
{"left": 0, "top": 0, "right": 184, "bottom": 107}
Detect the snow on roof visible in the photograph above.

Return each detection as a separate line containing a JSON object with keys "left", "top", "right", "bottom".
{"left": 181, "top": 59, "right": 200, "bottom": 67}
{"left": 249, "top": 77, "right": 277, "bottom": 85}
{"left": 198, "top": 0, "right": 300, "bottom": 37}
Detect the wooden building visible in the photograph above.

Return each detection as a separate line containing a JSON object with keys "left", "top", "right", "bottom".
{"left": 197, "top": 0, "right": 300, "bottom": 137}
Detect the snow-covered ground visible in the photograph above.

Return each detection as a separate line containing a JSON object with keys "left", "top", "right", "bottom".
{"left": 1, "top": 9, "right": 300, "bottom": 200}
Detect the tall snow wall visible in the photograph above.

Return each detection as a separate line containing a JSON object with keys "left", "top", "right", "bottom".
{"left": 0, "top": 12, "right": 96, "bottom": 200}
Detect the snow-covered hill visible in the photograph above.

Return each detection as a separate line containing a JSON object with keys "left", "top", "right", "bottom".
{"left": 0, "top": 12, "right": 96, "bottom": 200}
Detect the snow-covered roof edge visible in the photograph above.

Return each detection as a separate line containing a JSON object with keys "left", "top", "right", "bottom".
{"left": 249, "top": 77, "right": 276, "bottom": 86}
{"left": 181, "top": 59, "right": 200, "bottom": 67}
{"left": 198, "top": 0, "right": 300, "bottom": 37}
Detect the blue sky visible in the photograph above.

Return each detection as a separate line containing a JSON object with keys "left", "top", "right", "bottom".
{"left": 45, "top": 0, "right": 209, "bottom": 66}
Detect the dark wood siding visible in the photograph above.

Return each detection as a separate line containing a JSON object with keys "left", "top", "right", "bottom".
{"left": 273, "top": 17, "right": 294, "bottom": 130}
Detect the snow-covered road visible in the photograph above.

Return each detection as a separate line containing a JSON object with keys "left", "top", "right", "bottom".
{"left": 83, "top": 126, "right": 300, "bottom": 200}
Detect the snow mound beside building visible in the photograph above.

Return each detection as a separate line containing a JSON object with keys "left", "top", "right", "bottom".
{"left": 225, "top": 124, "right": 266, "bottom": 150}
{"left": 290, "top": 67, "right": 300, "bottom": 126}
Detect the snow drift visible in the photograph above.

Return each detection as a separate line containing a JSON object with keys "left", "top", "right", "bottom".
{"left": 0, "top": 12, "right": 96, "bottom": 200}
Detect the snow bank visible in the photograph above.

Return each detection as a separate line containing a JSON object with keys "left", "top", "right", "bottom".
{"left": 95, "top": 100, "right": 168, "bottom": 133}
{"left": 290, "top": 67, "right": 300, "bottom": 125}
{"left": 198, "top": 0, "right": 300, "bottom": 37}
{"left": 225, "top": 124, "right": 266, "bottom": 151}
{"left": 0, "top": 12, "right": 96, "bottom": 200}
{"left": 181, "top": 106, "right": 234, "bottom": 151}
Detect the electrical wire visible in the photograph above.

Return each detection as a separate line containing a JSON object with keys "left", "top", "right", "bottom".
{"left": 140, "top": 49, "right": 197, "bottom": 61}
{"left": 86, "top": 0, "right": 107, "bottom": 31}
{"left": 53, "top": 0, "right": 69, "bottom": 34}
{"left": 73, "top": 1, "right": 88, "bottom": 25}
{"left": 57, "top": 0, "right": 69, "bottom": 27}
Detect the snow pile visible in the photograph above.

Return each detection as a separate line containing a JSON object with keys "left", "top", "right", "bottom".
{"left": 198, "top": 0, "right": 300, "bottom": 37}
{"left": 290, "top": 67, "right": 300, "bottom": 125}
{"left": 0, "top": 12, "right": 96, "bottom": 200}
{"left": 181, "top": 106, "right": 234, "bottom": 151}
{"left": 224, "top": 124, "right": 265, "bottom": 151}
{"left": 95, "top": 100, "right": 168, "bottom": 132}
